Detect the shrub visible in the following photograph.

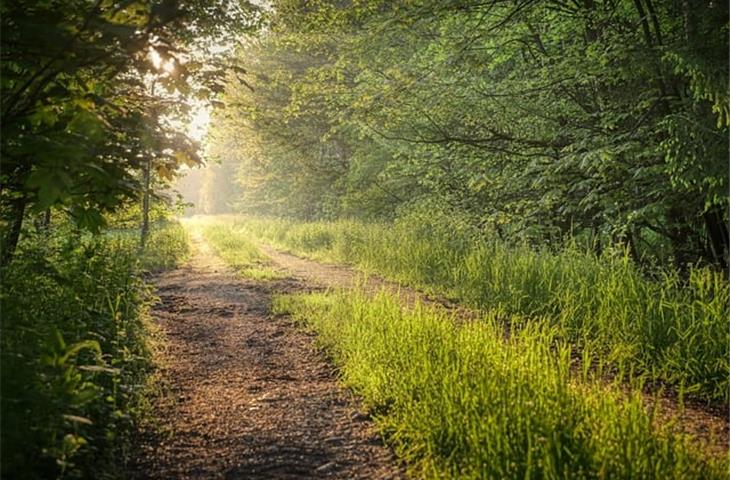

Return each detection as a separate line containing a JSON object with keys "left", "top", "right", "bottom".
{"left": 1, "top": 221, "right": 187, "bottom": 479}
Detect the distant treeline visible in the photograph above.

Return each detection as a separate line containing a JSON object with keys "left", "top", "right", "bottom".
{"left": 208, "top": 0, "right": 729, "bottom": 269}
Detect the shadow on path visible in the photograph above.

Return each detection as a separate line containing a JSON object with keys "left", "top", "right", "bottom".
{"left": 128, "top": 234, "right": 402, "bottom": 479}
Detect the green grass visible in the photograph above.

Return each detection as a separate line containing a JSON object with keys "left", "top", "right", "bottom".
{"left": 108, "top": 220, "right": 191, "bottom": 272}
{"left": 224, "top": 215, "right": 729, "bottom": 403}
{"left": 1, "top": 221, "right": 190, "bottom": 479}
{"left": 240, "top": 266, "right": 286, "bottom": 281}
{"left": 275, "top": 290, "right": 727, "bottom": 479}
{"left": 140, "top": 221, "right": 190, "bottom": 271}
{"left": 198, "top": 222, "right": 285, "bottom": 281}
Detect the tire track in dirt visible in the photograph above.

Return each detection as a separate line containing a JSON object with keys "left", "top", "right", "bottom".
{"left": 129, "top": 235, "right": 403, "bottom": 479}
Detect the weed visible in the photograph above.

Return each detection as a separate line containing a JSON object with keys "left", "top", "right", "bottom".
{"left": 195, "top": 220, "right": 284, "bottom": 281}
{"left": 0, "top": 221, "right": 189, "bottom": 479}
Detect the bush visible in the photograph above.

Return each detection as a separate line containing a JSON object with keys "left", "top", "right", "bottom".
{"left": 107, "top": 221, "right": 190, "bottom": 272}
{"left": 1, "top": 221, "right": 188, "bottom": 479}
{"left": 140, "top": 221, "right": 190, "bottom": 271}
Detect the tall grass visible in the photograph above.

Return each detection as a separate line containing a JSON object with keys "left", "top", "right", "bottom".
{"left": 202, "top": 223, "right": 268, "bottom": 266}
{"left": 1, "top": 221, "right": 189, "bottom": 479}
{"left": 140, "top": 221, "right": 190, "bottom": 271}
{"left": 108, "top": 220, "right": 190, "bottom": 271}
{"left": 275, "top": 290, "right": 727, "bottom": 479}
{"left": 222, "top": 215, "right": 728, "bottom": 402}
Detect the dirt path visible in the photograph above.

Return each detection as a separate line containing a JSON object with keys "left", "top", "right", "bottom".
{"left": 131, "top": 231, "right": 726, "bottom": 478}
{"left": 130, "top": 235, "right": 402, "bottom": 479}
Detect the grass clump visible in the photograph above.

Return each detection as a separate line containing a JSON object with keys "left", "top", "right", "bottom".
{"left": 236, "top": 215, "right": 729, "bottom": 403}
{"left": 202, "top": 223, "right": 266, "bottom": 266}
{"left": 275, "top": 290, "right": 727, "bottom": 479}
{"left": 108, "top": 220, "right": 190, "bottom": 272}
{"left": 240, "top": 266, "right": 286, "bottom": 281}
{"left": 139, "top": 221, "right": 190, "bottom": 271}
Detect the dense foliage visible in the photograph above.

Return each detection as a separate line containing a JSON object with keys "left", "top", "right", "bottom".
{"left": 0, "top": 222, "right": 189, "bottom": 479}
{"left": 0, "top": 3, "right": 258, "bottom": 477}
{"left": 0, "top": 0, "right": 261, "bottom": 264}
{"left": 210, "top": 0, "right": 729, "bottom": 269}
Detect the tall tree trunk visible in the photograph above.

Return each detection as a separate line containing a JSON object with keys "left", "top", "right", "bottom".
{"left": 583, "top": 0, "right": 599, "bottom": 43}
{"left": 633, "top": 0, "right": 654, "bottom": 47}
{"left": 34, "top": 208, "right": 52, "bottom": 233}
{"left": 626, "top": 228, "right": 641, "bottom": 264}
{"left": 643, "top": 0, "right": 663, "bottom": 46}
{"left": 1, "top": 196, "right": 27, "bottom": 267}
{"left": 703, "top": 206, "right": 729, "bottom": 270}
{"left": 681, "top": 0, "right": 697, "bottom": 42}
{"left": 666, "top": 206, "right": 695, "bottom": 271}
{"left": 43, "top": 208, "right": 51, "bottom": 230}
{"left": 140, "top": 158, "right": 151, "bottom": 248}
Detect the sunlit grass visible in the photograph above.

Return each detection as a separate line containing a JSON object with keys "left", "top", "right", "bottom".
{"left": 197, "top": 219, "right": 284, "bottom": 281}
{"left": 241, "top": 266, "right": 286, "bottom": 281}
{"left": 140, "top": 221, "right": 190, "bottom": 271}
{"left": 203, "top": 223, "right": 266, "bottom": 266}
{"left": 230, "top": 215, "right": 729, "bottom": 403}
{"left": 274, "top": 290, "right": 727, "bottom": 479}
{"left": 108, "top": 221, "right": 190, "bottom": 271}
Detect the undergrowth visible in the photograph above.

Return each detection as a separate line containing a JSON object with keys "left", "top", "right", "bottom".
{"left": 0, "top": 221, "right": 188, "bottom": 479}
{"left": 274, "top": 290, "right": 728, "bottom": 479}
{"left": 109, "top": 220, "right": 190, "bottom": 272}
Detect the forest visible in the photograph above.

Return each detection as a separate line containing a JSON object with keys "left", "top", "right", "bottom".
{"left": 1, "top": 1, "right": 728, "bottom": 479}
{"left": 205, "top": 0, "right": 729, "bottom": 269}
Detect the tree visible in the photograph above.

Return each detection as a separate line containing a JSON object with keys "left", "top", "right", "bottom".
{"left": 0, "top": 0, "right": 262, "bottom": 264}
{"left": 211, "top": 0, "right": 728, "bottom": 268}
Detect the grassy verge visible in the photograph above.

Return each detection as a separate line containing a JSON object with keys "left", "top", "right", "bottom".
{"left": 198, "top": 221, "right": 284, "bottom": 281}
{"left": 0, "top": 221, "right": 189, "bottom": 479}
{"left": 108, "top": 220, "right": 190, "bottom": 272}
{"left": 222, "top": 215, "right": 728, "bottom": 403}
{"left": 275, "top": 290, "right": 727, "bottom": 479}
{"left": 139, "top": 221, "right": 190, "bottom": 271}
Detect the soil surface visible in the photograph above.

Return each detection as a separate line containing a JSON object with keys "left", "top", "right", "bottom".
{"left": 131, "top": 232, "right": 727, "bottom": 479}
{"left": 129, "top": 235, "right": 403, "bottom": 479}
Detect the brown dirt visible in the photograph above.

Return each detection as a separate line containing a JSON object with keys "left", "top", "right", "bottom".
{"left": 129, "top": 235, "right": 403, "bottom": 479}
